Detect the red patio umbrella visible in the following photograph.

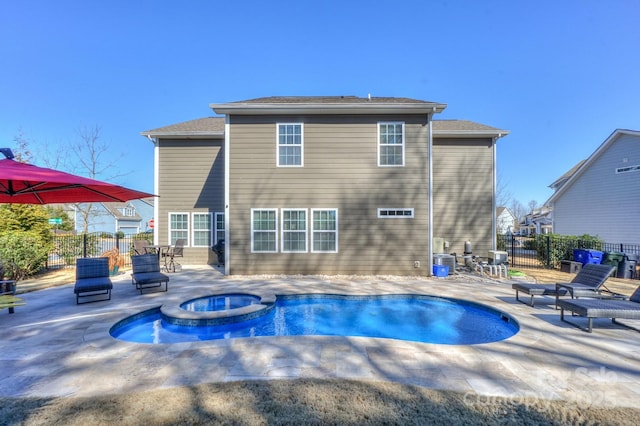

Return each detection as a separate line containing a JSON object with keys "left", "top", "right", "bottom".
{"left": 0, "top": 149, "right": 155, "bottom": 204}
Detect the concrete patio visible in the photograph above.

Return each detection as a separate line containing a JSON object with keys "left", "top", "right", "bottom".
{"left": 1, "top": 266, "right": 639, "bottom": 409}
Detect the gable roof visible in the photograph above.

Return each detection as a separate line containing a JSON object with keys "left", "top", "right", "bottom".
{"left": 496, "top": 206, "right": 514, "bottom": 217}
{"left": 101, "top": 202, "right": 142, "bottom": 221}
{"left": 433, "top": 120, "right": 509, "bottom": 138}
{"left": 141, "top": 117, "right": 225, "bottom": 139}
{"left": 548, "top": 159, "right": 586, "bottom": 191}
{"left": 210, "top": 96, "right": 447, "bottom": 115}
{"left": 547, "top": 129, "right": 640, "bottom": 204}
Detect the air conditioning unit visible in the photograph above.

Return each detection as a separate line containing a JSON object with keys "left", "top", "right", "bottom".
{"left": 434, "top": 254, "right": 456, "bottom": 274}
{"left": 488, "top": 250, "right": 508, "bottom": 265}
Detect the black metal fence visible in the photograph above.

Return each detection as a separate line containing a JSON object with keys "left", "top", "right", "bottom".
{"left": 48, "top": 233, "right": 153, "bottom": 269}
{"left": 497, "top": 234, "right": 640, "bottom": 279}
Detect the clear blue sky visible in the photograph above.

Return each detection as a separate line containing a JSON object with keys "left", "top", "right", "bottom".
{"left": 1, "top": 1, "right": 638, "bottom": 208}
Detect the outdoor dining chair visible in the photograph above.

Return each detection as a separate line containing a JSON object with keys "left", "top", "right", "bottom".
{"left": 162, "top": 239, "right": 185, "bottom": 272}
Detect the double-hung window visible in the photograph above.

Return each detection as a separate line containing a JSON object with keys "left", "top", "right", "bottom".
{"left": 192, "top": 213, "right": 212, "bottom": 247}
{"left": 282, "top": 209, "right": 307, "bottom": 252}
{"left": 251, "top": 209, "right": 278, "bottom": 252}
{"left": 277, "top": 123, "right": 303, "bottom": 166}
{"left": 378, "top": 122, "right": 405, "bottom": 166}
{"left": 311, "top": 209, "right": 338, "bottom": 253}
{"left": 168, "top": 213, "right": 189, "bottom": 245}
{"left": 214, "top": 212, "right": 225, "bottom": 243}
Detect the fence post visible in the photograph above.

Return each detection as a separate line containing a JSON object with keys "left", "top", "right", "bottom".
{"left": 83, "top": 233, "right": 87, "bottom": 258}
{"left": 116, "top": 233, "right": 120, "bottom": 251}
{"left": 546, "top": 235, "right": 551, "bottom": 269}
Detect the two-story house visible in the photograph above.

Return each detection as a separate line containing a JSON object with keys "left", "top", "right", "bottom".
{"left": 75, "top": 198, "right": 155, "bottom": 235}
{"left": 496, "top": 207, "right": 516, "bottom": 234}
{"left": 547, "top": 129, "right": 640, "bottom": 244}
{"left": 141, "top": 96, "right": 508, "bottom": 275}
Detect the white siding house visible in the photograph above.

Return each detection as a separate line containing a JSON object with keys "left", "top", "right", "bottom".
{"left": 548, "top": 129, "right": 640, "bottom": 244}
{"left": 496, "top": 207, "right": 515, "bottom": 234}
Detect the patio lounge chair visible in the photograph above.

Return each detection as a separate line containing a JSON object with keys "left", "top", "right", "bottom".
{"left": 131, "top": 254, "right": 169, "bottom": 293}
{"left": 511, "top": 263, "right": 615, "bottom": 307}
{"left": 74, "top": 257, "right": 113, "bottom": 304}
{"left": 557, "top": 286, "right": 640, "bottom": 332}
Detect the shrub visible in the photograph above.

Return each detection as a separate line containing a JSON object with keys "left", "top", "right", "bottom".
{"left": 534, "top": 234, "right": 603, "bottom": 268}
{"left": 0, "top": 230, "right": 51, "bottom": 281}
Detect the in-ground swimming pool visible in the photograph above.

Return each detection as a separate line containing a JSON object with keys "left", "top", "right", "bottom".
{"left": 111, "top": 294, "right": 519, "bottom": 345}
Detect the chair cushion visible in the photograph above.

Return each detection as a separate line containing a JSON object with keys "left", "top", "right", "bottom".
{"left": 512, "top": 283, "right": 566, "bottom": 296}
{"left": 558, "top": 298, "right": 640, "bottom": 320}
{"left": 133, "top": 272, "right": 169, "bottom": 285}
{"left": 74, "top": 277, "right": 113, "bottom": 294}
{"left": 76, "top": 258, "right": 110, "bottom": 280}
{"left": 132, "top": 254, "right": 161, "bottom": 274}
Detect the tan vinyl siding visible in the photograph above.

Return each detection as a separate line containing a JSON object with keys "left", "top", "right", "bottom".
{"left": 157, "top": 138, "right": 224, "bottom": 264}
{"left": 432, "top": 138, "right": 494, "bottom": 257}
{"left": 228, "top": 114, "right": 431, "bottom": 275}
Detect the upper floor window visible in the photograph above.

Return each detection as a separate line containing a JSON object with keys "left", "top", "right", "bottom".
{"left": 378, "top": 122, "right": 405, "bottom": 166}
{"left": 120, "top": 207, "right": 135, "bottom": 217}
{"left": 277, "top": 123, "right": 303, "bottom": 166}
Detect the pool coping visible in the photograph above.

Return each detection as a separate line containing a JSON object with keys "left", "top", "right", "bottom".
{"left": 2, "top": 267, "right": 639, "bottom": 409}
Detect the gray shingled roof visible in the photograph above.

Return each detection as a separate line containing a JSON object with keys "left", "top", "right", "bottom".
{"left": 142, "top": 117, "right": 507, "bottom": 138}
{"left": 227, "top": 96, "right": 439, "bottom": 104}
{"left": 141, "top": 117, "right": 225, "bottom": 137}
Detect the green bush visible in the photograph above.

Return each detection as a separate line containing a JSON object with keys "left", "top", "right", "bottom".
{"left": 534, "top": 234, "right": 603, "bottom": 268}
{"left": 0, "top": 230, "right": 51, "bottom": 281}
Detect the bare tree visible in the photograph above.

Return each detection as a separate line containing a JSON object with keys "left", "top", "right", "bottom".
{"left": 527, "top": 199, "right": 539, "bottom": 213}
{"left": 509, "top": 199, "right": 526, "bottom": 225}
{"left": 496, "top": 172, "right": 513, "bottom": 208}
{"left": 12, "top": 129, "right": 34, "bottom": 163}
{"left": 70, "top": 125, "right": 127, "bottom": 234}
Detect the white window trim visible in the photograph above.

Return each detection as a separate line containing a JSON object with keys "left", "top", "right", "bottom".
{"left": 311, "top": 208, "right": 338, "bottom": 253}
{"left": 168, "top": 212, "right": 190, "bottom": 246}
{"left": 251, "top": 208, "right": 278, "bottom": 253}
{"left": 277, "top": 122, "right": 304, "bottom": 167}
{"left": 378, "top": 208, "right": 414, "bottom": 218}
{"left": 377, "top": 121, "right": 405, "bottom": 167}
{"left": 616, "top": 165, "right": 640, "bottom": 174}
{"left": 214, "top": 212, "right": 225, "bottom": 244}
{"left": 281, "top": 208, "right": 308, "bottom": 253}
{"left": 191, "top": 212, "right": 213, "bottom": 248}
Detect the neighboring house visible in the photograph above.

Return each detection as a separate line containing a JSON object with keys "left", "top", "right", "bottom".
{"left": 141, "top": 96, "right": 508, "bottom": 275}
{"left": 518, "top": 206, "right": 553, "bottom": 235}
{"left": 496, "top": 207, "right": 515, "bottom": 234}
{"left": 547, "top": 129, "right": 640, "bottom": 244}
{"left": 75, "top": 197, "right": 155, "bottom": 235}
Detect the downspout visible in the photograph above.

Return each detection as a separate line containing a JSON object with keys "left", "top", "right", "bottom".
{"left": 427, "top": 111, "right": 434, "bottom": 275}
{"left": 224, "top": 116, "right": 230, "bottom": 274}
{"left": 146, "top": 135, "right": 160, "bottom": 246}
{"left": 491, "top": 134, "right": 500, "bottom": 249}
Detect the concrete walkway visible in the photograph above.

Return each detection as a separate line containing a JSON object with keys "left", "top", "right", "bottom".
{"left": 1, "top": 266, "right": 639, "bottom": 409}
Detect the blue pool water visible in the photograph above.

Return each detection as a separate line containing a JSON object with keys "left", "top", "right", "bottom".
{"left": 180, "top": 294, "right": 261, "bottom": 312}
{"left": 111, "top": 294, "right": 519, "bottom": 345}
